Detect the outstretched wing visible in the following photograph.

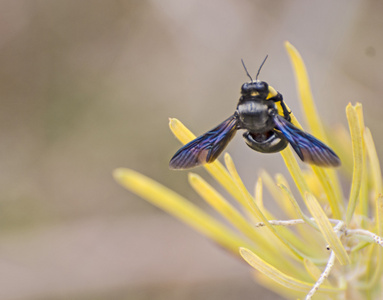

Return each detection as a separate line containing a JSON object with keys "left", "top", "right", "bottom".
{"left": 273, "top": 114, "right": 341, "bottom": 167}
{"left": 169, "top": 115, "right": 238, "bottom": 169}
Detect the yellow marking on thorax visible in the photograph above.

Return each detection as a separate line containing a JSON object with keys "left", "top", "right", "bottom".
{"left": 266, "top": 85, "right": 278, "bottom": 99}
{"left": 275, "top": 101, "right": 285, "bottom": 116}
{"left": 266, "top": 85, "right": 286, "bottom": 117}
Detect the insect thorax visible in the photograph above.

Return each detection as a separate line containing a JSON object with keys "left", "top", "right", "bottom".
{"left": 236, "top": 98, "right": 276, "bottom": 132}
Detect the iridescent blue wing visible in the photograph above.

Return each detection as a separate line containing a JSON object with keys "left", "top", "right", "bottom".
{"left": 169, "top": 115, "right": 238, "bottom": 169}
{"left": 273, "top": 114, "right": 341, "bottom": 167}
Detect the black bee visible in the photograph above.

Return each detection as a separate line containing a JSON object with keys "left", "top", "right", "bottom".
{"left": 169, "top": 56, "right": 340, "bottom": 169}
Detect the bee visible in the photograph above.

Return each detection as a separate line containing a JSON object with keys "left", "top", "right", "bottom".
{"left": 169, "top": 56, "right": 340, "bottom": 169}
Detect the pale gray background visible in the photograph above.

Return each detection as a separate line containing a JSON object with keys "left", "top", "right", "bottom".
{"left": 0, "top": 1, "right": 382, "bottom": 299}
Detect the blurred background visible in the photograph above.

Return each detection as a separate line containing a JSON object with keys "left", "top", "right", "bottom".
{"left": 0, "top": 1, "right": 382, "bottom": 299}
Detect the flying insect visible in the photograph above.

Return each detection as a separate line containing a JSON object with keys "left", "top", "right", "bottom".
{"left": 169, "top": 56, "right": 340, "bottom": 169}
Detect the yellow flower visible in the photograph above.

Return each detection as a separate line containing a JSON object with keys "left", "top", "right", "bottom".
{"left": 114, "top": 42, "right": 383, "bottom": 300}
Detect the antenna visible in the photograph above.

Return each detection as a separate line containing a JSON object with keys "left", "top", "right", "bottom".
{"left": 255, "top": 55, "right": 268, "bottom": 81}
{"left": 241, "top": 59, "right": 253, "bottom": 82}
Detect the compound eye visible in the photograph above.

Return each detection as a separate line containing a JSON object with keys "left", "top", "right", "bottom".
{"left": 256, "top": 81, "right": 268, "bottom": 92}
{"left": 241, "top": 83, "right": 250, "bottom": 93}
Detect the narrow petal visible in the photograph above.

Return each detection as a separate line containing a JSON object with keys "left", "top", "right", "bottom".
{"left": 305, "top": 193, "right": 350, "bottom": 265}
{"left": 225, "top": 153, "right": 320, "bottom": 263}
{"left": 188, "top": 172, "right": 272, "bottom": 252}
{"left": 239, "top": 247, "right": 340, "bottom": 293}
{"left": 364, "top": 127, "right": 382, "bottom": 197}
{"left": 284, "top": 41, "right": 325, "bottom": 139}
{"left": 345, "top": 103, "right": 364, "bottom": 224}
{"left": 285, "top": 41, "right": 343, "bottom": 219}
{"left": 169, "top": 118, "right": 248, "bottom": 209}
{"left": 114, "top": 168, "right": 256, "bottom": 255}
{"left": 367, "top": 195, "right": 383, "bottom": 288}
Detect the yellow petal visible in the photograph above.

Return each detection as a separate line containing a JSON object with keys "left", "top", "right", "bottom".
{"left": 366, "top": 195, "right": 383, "bottom": 288}
{"left": 304, "top": 258, "right": 326, "bottom": 282}
{"left": 114, "top": 168, "right": 255, "bottom": 255}
{"left": 345, "top": 103, "right": 364, "bottom": 224}
{"left": 240, "top": 247, "right": 340, "bottom": 293}
{"left": 284, "top": 41, "right": 325, "bottom": 139}
{"left": 188, "top": 172, "right": 272, "bottom": 252}
{"left": 169, "top": 118, "right": 248, "bottom": 209}
{"left": 280, "top": 146, "right": 310, "bottom": 197}
{"left": 285, "top": 41, "right": 343, "bottom": 219}
{"left": 364, "top": 127, "right": 382, "bottom": 197}
{"left": 305, "top": 193, "right": 350, "bottom": 265}
{"left": 225, "top": 153, "right": 315, "bottom": 263}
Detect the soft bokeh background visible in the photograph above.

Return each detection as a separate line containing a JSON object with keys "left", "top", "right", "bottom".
{"left": 1, "top": 1, "right": 383, "bottom": 299}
